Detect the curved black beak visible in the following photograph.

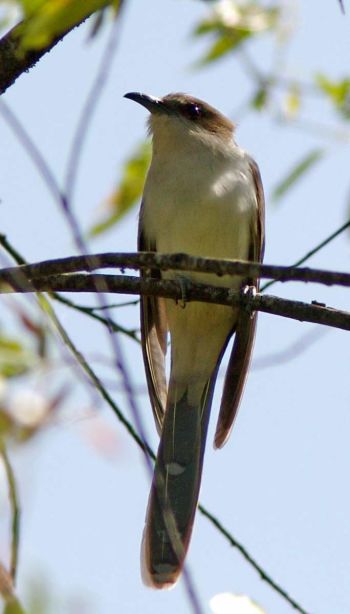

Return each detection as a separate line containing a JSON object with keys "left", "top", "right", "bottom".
{"left": 124, "top": 92, "right": 166, "bottom": 114}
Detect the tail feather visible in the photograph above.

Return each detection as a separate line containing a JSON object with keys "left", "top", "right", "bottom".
{"left": 142, "top": 377, "right": 215, "bottom": 588}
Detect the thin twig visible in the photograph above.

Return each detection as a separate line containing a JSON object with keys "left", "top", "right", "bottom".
{"left": 0, "top": 234, "right": 130, "bottom": 340}
{"left": 64, "top": 2, "right": 125, "bottom": 204}
{"left": 42, "top": 299, "right": 154, "bottom": 457}
{"left": 261, "top": 218, "right": 350, "bottom": 291}
{"left": 0, "top": 446, "right": 20, "bottom": 583}
{"left": 199, "top": 506, "right": 310, "bottom": 614}
{"left": 52, "top": 293, "right": 140, "bottom": 342}
{"left": 0, "top": 563, "right": 26, "bottom": 612}
{"left": 87, "top": 299, "right": 140, "bottom": 310}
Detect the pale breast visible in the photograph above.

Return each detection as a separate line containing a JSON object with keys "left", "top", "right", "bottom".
{"left": 142, "top": 146, "right": 257, "bottom": 288}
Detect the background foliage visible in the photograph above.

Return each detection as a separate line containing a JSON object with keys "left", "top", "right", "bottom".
{"left": 0, "top": 1, "right": 349, "bottom": 613}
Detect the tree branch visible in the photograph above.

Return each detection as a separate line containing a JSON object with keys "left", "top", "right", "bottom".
{"left": 0, "top": 446, "right": 20, "bottom": 583}
{"left": 198, "top": 505, "right": 309, "bottom": 614}
{"left": 1, "top": 251, "right": 349, "bottom": 288}
{"left": 1, "top": 271, "right": 349, "bottom": 331}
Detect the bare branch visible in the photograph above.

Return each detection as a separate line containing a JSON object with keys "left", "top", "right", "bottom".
{"left": 262, "top": 217, "right": 350, "bottom": 291}
{"left": 1, "top": 272, "right": 349, "bottom": 331}
{"left": 64, "top": 4, "right": 124, "bottom": 204}
{"left": 199, "top": 506, "right": 309, "bottom": 614}
{"left": 1, "top": 250, "right": 350, "bottom": 288}
{"left": 0, "top": 446, "right": 20, "bottom": 583}
{"left": 54, "top": 293, "right": 139, "bottom": 341}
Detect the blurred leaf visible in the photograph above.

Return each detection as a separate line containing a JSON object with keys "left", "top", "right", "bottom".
{"left": 198, "top": 30, "right": 251, "bottom": 64}
{"left": 26, "top": 577, "right": 52, "bottom": 614}
{"left": 90, "top": 141, "right": 151, "bottom": 237}
{"left": 316, "top": 74, "right": 350, "bottom": 119}
{"left": 4, "top": 598, "right": 26, "bottom": 614}
{"left": 272, "top": 149, "right": 324, "bottom": 203}
{"left": 0, "top": 336, "right": 37, "bottom": 377}
{"left": 193, "top": 1, "right": 280, "bottom": 66}
{"left": 283, "top": 85, "right": 301, "bottom": 118}
{"left": 16, "top": 0, "right": 114, "bottom": 50}
{"left": 19, "top": 0, "right": 46, "bottom": 14}
{"left": 251, "top": 85, "right": 269, "bottom": 110}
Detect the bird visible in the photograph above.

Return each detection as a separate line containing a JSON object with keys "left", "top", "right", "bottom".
{"left": 124, "top": 91, "right": 265, "bottom": 589}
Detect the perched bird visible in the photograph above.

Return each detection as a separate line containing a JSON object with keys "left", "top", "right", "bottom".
{"left": 125, "top": 92, "right": 265, "bottom": 589}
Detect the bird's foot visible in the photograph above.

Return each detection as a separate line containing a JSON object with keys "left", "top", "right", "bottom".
{"left": 175, "top": 276, "right": 191, "bottom": 309}
{"left": 240, "top": 284, "right": 257, "bottom": 316}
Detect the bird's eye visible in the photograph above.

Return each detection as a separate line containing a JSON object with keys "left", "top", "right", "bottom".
{"left": 185, "top": 103, "right": 202, "bottom": 120}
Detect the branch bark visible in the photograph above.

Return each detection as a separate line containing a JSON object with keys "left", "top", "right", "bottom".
{"left": 1, "top": 271, "right": 349, "bottom": 331}
{"left": 1, "top": 251, "right": 350, "bottom": 287}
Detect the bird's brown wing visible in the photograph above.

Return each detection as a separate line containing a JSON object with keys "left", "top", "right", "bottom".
{"left": 214, "top": 158, "right": 265, "bottom": 449}
{"left": 138, "top": 201, "right": 168, "bottom": 434}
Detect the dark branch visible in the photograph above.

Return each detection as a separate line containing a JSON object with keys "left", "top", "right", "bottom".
{"left": 1, "top": 251, "right": 350, "bottom": 288}
{"left": 1, "top": 272, "right": 349, "bottom": 331}
{"left": 198, "top": 506, "right": 309, "bottom": 614}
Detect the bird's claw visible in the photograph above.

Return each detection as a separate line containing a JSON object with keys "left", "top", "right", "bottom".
{"left": 176, "top": 276, "right": 191, "bottom": 309}
{"left": 240, "top": 284, "right": 257, "bottom": 316}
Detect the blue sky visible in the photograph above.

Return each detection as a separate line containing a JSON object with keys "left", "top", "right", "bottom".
{"left": 1, "top": 1, "right": 350, "bottom": 613}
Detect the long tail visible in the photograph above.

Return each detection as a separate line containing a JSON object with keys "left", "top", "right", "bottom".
{"left": 141, "top": 376, "right": 215, "bottom": 588}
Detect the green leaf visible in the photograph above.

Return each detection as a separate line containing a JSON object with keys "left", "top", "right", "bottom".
{"left": 193, "top": 2, "right": 280, "bottom": 66}
{"left": 198, "top": 30, "right": 251, "bottom": 65}
{"left": 272, "top": 149, "right": 324, "bottom": 203}
{"left": 0, "top": 335, "right": 37, "bottom": 377}
{"left": 16, "top": 0, "right": 114, "bottom": 50}
{"left": 316, "top": 74, "right": 350, "bottom": 119}
{"left": 89, "top": 141, "right": 152, "bottom": 237}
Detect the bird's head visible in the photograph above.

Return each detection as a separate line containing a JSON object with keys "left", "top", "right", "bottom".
{"left": 124, "top": 92, "right": 235, "bottom": 152}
